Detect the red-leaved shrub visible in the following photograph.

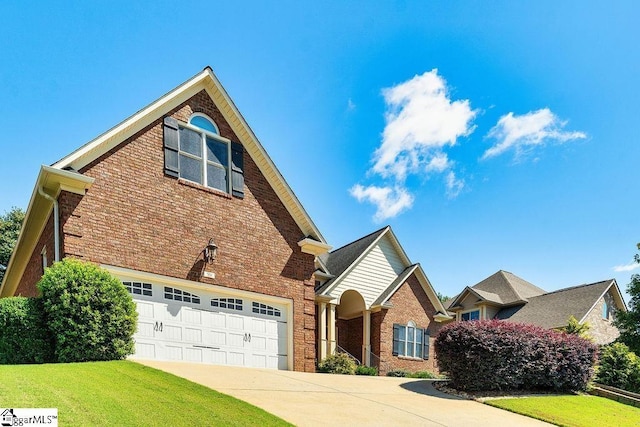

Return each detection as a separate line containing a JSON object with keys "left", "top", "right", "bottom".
{"left": 435, "top": 320, "right": 597, "bottom": 392}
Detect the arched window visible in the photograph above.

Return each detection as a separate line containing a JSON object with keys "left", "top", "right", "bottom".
{"left": 392, "top": 320, "right": 429, "bottom": 360}
{"left": 163, "top": 113, "right": 245, "bottom": 197}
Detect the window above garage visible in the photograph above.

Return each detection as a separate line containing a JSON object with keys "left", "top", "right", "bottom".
{"left": 163, "top": 114, "right": 245, "bottom": 198}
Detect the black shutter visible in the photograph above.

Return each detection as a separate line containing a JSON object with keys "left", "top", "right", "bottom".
{"left": 423, "top": 329, "right": 430, "bottom": 360}
{"left": 392, "top": 324, "right": 400, "bottom": 356}
{"left": 231, "top": 142, "right": 245, "bottom": 198}
{"left": 163, "top": 117, "right": 180, "bottom": 178}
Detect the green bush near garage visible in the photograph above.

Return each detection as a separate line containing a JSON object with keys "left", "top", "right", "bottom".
{"left": 355, "top": 364, "right": 378, "bottom": 376}
{"left": 317, "top": 353, "right": 357, "bottom": 374}
{"left": 37, "top": 258, "right": 138, "bottom": 363}
{"left": 0, "top": 296, "right": 52, "bottom": 364}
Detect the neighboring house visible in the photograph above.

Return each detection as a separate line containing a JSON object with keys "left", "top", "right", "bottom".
{"left": 446, "top": 270, "right": 627, "bottom": 344}
{"left": 0, "top": 67, "right": 450, "bottom": 373}
{"left": 314, "top": 226, "right": 451, "bottom": 374}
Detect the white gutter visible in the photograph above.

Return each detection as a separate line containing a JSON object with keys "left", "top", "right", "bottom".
{"left": 37, "top": 187, "right": 60, "bottom": 262}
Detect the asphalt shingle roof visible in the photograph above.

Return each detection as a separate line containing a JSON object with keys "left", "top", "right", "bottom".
{"left": 495, "top": 279, "right": 614, "bottom": 329}
{"left": 315, "top": 226, "right": 388, "bottom": 292}
{"left": 472, "top": 270, "right": 547, "bottom": 305}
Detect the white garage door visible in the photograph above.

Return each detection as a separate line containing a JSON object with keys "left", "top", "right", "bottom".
{"left": 122, "top": 281, "right": 289, "bottom": 370}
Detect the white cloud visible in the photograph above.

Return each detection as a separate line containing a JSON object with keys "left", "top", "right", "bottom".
{"left": 350, "top": 184, "right": 414, "bottom": 222}
{"left": 425, "top": 152, "right": 452, "bottom": 173}
{"left": 445, "top": 171, "right": 465, "bottom": 198}
{"left": 613, "top": 261, "right": 640, "bottom": 272}
{"left": 483, "top": 108, "right": 586, "bottom": 159}
{"left": 373, "top": 70, "right": 477, "bottom": 180}
{"left": 347, "top": 98, "right": 356, "bottom": 112}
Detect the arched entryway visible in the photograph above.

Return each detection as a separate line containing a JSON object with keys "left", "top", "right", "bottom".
{"left": 317, "top": 289, "right": 374, "bottom": 366}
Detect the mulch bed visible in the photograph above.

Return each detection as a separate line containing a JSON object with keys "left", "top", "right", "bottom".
{"left": 432, "top": 380, "right": 578, "bottom": 402}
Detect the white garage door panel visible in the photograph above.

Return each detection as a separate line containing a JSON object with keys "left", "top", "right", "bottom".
{"left": 128, "top": 281, "right": 289, "bottom": 370}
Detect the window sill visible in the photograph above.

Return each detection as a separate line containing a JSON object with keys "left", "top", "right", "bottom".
{"left": 178, "top": 178, "right": 233, "bottom": 199}
{"left": 396, "top": 355, "right": 425, "bottom": 361}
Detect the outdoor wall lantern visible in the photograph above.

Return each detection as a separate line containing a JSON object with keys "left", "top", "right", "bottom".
{"left": 204, "top": 238, "right": 218, "bottom": 264}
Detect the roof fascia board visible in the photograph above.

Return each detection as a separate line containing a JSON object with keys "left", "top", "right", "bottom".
{"left": 52, "top": 68, "right": 326, "bottom": 243}
{"left": 320, "top": 226, "right": 392, "bottom": 296}
{"left": 201, "top": 69, "right": 326, "bottom": 243}
{"left": 0, "top": 167, "right": 94, "bottom": 297}
{"left": 448, "top": 287, "right": 475, "bottom": 309}
{"left": 578, "top": 280, "right": 625, "bottom": 324}
{"left": 53, "top": 70, "right": 210, "bottom": 171}
{"left": 413, "top": 265, "right": 453, "bottom": 319}
{"left": 372, "top": 264, "right": 419, "bottom": 307}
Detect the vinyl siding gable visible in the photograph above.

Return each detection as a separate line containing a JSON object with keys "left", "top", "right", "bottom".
{"left": 332, "top": 235, "right": 406, "bottom": 307}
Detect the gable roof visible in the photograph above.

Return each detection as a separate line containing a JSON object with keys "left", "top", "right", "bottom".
{"left": 448, "top": 270, "right": 546, "bottom": 309}
{"left": 316, "top": 226, "right": 388, "bottom": 292}
{"left": 315, "top": 226, "right": 451, "bottom": 319}
{"left": 495, "top": 279, "right": 626, "bottom": 329}
{"left": 1, "top": 67, "right": 328, "bottom": 297}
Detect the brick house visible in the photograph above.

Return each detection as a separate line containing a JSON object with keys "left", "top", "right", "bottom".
{"left": 446, "top": 270, "right": 627, "bottom": 345}
{"left": 0, "top": 68, "right": 450, "bottom": 372}
{"left": 314, "top": 226, "right": 451, "bottom": 374}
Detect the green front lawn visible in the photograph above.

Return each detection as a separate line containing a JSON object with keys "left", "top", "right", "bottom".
{"left": 0, "top": 361, "right": 291, "bottom": 426}
{"left": 485, "top": 395, "right": 640, "bottom": 427}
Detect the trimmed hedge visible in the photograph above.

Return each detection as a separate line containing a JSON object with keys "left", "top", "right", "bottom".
{"left": 435, "top": 320, "right": 598, "bottom": 392}
{"left": 596, "top": 342, "right": 640, "bottom": 393}
{"left": 0, "top": 297, "right": 52, "bottom": 364}
{"left": 37, "top": 259, "right": 138, "bottom": 363}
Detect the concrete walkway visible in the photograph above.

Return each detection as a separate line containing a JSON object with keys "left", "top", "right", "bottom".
{"left": 138, "top": 360, "right": 553, "bottom": 427}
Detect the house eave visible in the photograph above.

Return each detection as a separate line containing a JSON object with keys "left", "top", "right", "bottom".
{"left": 298, "top": 238, "right": 332, "bottom": 256}
{"left": 0, "top": 166, "right": 94, "bottom": 298}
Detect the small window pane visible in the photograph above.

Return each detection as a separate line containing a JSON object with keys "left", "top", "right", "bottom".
{"left": 190, "top": 116, "right": 218, "bottom": 133}
{"left": 398, "top": 326, "right": 406, "bottom": 341}
{"left": 179, "top": 127, "right": 202, "bottom": 156}
{"left": 207, "top": 137, "right": 228, "bottom": 166}
{"left": 207, "top": 163, "right": 227, "bottom": 191}
{"left": 180, "top": 155, "right": 202, "bottom": 183}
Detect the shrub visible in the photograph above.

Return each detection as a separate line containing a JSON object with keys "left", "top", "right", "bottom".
{"left": 355, "top": 365, "right": 378, "bottom": 376}
{"left": 435, "top": 320, "right": 598, "bottom": 392}
{"left": 596, "top": 342, "right": 640, "bottom": 393}
{"left": 37, "top": 259, "right": 138, "bottom": 363}
{"left": 386, "top": 369, "right": 409, "bottom": 377}
{"left": 408, "top": 370, "right": 437, "bottom": 379}
{"left": 317, "top": 353, "right": 356, "bottom": 374}
{"left": 0, "top": 297, "right": 52, "bottom": 364}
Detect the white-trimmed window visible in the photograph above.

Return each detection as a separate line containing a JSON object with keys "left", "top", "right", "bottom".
{"left": 163, "top": 114, "right": 245, "bottom": 198}
{"left": 252, "top": 302, "right": 281, "bottom": 317}
{"left": 211, "top": 297, "right": 243, "bottom": 311}
{"left": 392, "top": 321, "right": 429, "bottom": 359}
{"left": 164, "top": 287, "right": 200, "bottom": 304}
{"left": 123, "top": 281, "right": 153, "bottom": 297}
{"left": 461, "top": 310, "right": 480, "bottom": 321}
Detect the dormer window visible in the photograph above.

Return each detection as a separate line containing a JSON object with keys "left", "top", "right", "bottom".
{"left": 163, "top": 114, "right": 245, "bottom": 198}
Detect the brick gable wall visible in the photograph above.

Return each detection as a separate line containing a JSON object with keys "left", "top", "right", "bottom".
{"left": 17, "top": 90, "right": 317, "bottom": 372}
{"left": 375, "top": 274, "right": 443, "bottom": 374}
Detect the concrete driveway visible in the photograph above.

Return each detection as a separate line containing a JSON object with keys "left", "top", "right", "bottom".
{"left": 138, "top": 361, "right": 552, "bottom": 427}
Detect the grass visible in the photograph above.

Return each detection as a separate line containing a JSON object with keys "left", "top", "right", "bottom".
{"left": 0, "top": 360, "right": 291, "bottom": 426}
{"left": 485, "top": 395, "right": 640, "bottom": 427}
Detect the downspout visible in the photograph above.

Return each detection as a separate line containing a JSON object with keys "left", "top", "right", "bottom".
{"left": 37, "top": 187, "right": 60, "bottom": 262}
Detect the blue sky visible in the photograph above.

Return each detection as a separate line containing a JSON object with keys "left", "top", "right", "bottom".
{"left": 1, "top": 1, "right": 638, "bottom": 300}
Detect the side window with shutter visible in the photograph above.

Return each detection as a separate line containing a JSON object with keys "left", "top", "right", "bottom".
{"left": 392, "top": 324, "right": 400, "bottom": 356}
{"left": 231, "top": 142, "right": 245, "bottom": 198}
{"left": 163, "top": 117, "right": 180, "bottom": 178}
{"left": 423, "top": 329, "right": 430, "bottom": 360}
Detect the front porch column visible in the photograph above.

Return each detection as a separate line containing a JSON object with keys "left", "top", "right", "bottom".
{"left": 318, "top": 302, "right": 327, "bottom": 360}
{"left": 362, "top": 309, "right": 371, "bottom": 366}
{"left": 327, "top": 303, "right": 336, "bottom": 355}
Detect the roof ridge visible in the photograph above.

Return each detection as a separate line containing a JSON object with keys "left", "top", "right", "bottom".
{"left": 328, "top": 225, "right": 389, "bottom": 255}
{"left": 498, "top": 270, "right": 525, "bottom": 300}
{"left": 535, "top": 279, "right": 614, "bottom": 297}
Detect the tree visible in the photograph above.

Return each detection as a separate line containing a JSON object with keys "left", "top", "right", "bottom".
{"left": 614, "top": 243, "right": 640, "bottom": 355}
{"left": 565, "top": 315, "right": 591, "bottom": 339}
{"left": 0, "top": 207, "right": 25, "bottom": 283}
{"left": 436, "top": 291, "right": 450, "bottom": 304}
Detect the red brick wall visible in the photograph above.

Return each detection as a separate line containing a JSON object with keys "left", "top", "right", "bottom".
{"left": 15, "top": 213, "right": 56, "bottom": 297}
{"left": 18, "top": 90, "right": 317, "bottom": 371}
{"left": 376, "top": 274, "right": 444, "bottom": 374}
{"left": 337, "top": 316, "right": 363, "bottom": 363}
